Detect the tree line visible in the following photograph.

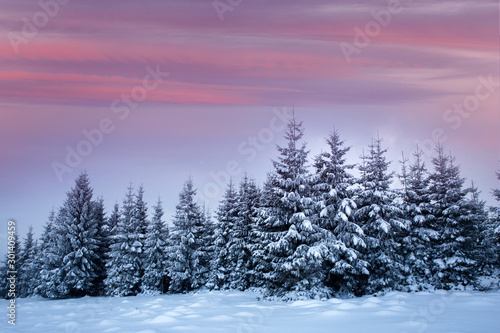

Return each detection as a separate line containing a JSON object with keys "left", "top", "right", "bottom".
{"left": 2, "top": 116, "right": 500, "bottom": 299}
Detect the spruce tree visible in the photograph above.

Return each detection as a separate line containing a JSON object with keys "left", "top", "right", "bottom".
{"left": 235, "top": 174, "right": 261, "bottom": 290}
{"left": 355, "top": 135, "right": 408, "bottom": 293}
{"left": 49, "top": 172, "right": 103, "bottom": 298}
{"left": 462, "top": 182, "right": 488, "bottom": 277}
{"left": 107, "top": 203, "right": 121, "bottom": 238}
{"left": 36, "top": 210, "right": 60, "bottom": 297}
{"left": 313, "top": 129, "right": 368, "bottom": 296}
{"left": 92, "top": 198, "right": 108, "bottom": 296}
{"left": 398, "top": 146, "right": 434, "bottom": 289}
{"left": 143, "top": 199, "right": 170, "bottom": 294}
{"left": 105, "top": 185, "right": 148, "bottom": 296}
{"left": 166, "top": 178, "right": 212, "bottom": 292}
{"left": 490, "top": 171, "right": 500, "bottom": 267}
{"left": 256, "top": 115, "right": 328, "bottom": 297}
{"left": 18, "top": 226, "right": 37, "bottom": 297}
{"left": 427, "top": 145, "right": 476, "bottom": 288}
{"left": 212, "top": 180, "right": 239, "bottom": 289}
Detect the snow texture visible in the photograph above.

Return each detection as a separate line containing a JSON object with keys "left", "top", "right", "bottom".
{"left": 1, "top": 290, "right": 499, "bottom": 332}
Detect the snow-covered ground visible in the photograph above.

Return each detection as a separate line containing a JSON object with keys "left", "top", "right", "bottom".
{"left": 1, "top": 290, "right": 499, "bottom": 332}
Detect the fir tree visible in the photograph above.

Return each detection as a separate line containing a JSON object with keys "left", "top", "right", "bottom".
{"left": 142, "top": 199, "right": 170, "bottom": 294}
{"left": 256, "top": 115, "right": 328, "bottom": 297}
{"left": 18, "top": 226, "right": 37, "bottom": 297}
{"left": 355, "top": 135, "right": 408, "bottom": 293}
{"left": 36, "top": 210, "right": 60, "bottom": 297}
{"left": 167, "top": 178, "right": 212, "bottom": 292}
{"left": 235, "top": 174, "right": 261, "bottom": 290}
{"left": 92, "top": 198, "right": 108, "bottom": 296}
{"left": 313, "top": 129, "right": 368, "bottom": 296}
{"left": 212, "top": 180, "right": 239, "bottom": 289}
{"left": 107, "top": 203, "right": 121, "bottom": 238}
{"left": 494, "top": 170, "right": 500, "bottom": 203}
{"left": 490, "top": 171, "right": 500, "bottom": 268}
{"left": 398, "top": 146, "right": 434, "bottom": 289}
{"left": 427, "top": 145, "right": 476, "bottom": 288}
{"left": 49, "top": 172, "right": 103, "bottom": 298}
{"left": 462, "top": 182, "right": 488, "bottom": 277}
{"left": 105, "top": 185, "right": 148, "bottom": 296}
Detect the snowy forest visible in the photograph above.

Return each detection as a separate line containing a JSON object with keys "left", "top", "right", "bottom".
{"left": 3, "top": 116, "right": 500, "bottom": 300}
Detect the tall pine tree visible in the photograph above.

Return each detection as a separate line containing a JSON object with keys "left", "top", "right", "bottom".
{"left": 256, "top": 115, "right": 328, "bottom": 298}
{"left": 166, "top": 178, "right": 212, "bottom": 292}
{"left": 18, "top": 226, "right": 37, "bottom": 297}
{"left": 398, "top": 146, "right": 434, "bottom": 289}
{"left": 48, "top": 172, "right": 104, "bottom": 298}
{"left": 427, "top": 145, "right": 476, "bottom": 289}
{"left": 105, "top": 185, "right": 148, "bottom": 296}
{"left": 211, "top": 180, "right": 240, "bottom": 289}
{"left": 355, "top": 135, "right": 408, "bottom": 293}
{"left": 142, "top": 199, "right": 170, "bottom": 294}
{"left": 313, "top": 129, "right": 368, "bottom": 296}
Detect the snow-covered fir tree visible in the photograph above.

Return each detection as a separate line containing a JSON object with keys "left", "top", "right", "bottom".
{"left": 427, "top": 145, "right": 477, "bottom": 289}
{"left": 235, "top": 174, "right": 261, "bottom": 290}
{"left": 18, "top": 226, "right": 38, "bottom": 298}
{"left": 211, "top": 179, "right": 240, "bottom": 289}
{"left": 200, "top": 202, "right": 216, "bottom": 285}
{"left": 313, "top": 129, "right": 368, "bottom": 296}
{"left": 489, "top": 171, "right": 500, "bottom": 268}
{"left": 461, "top": 182, "right": 489, "bottom": 278}
{"left": 107, "top": 203, "right": 121, "bottom": 238}
{"left": 166, "top": 178, "right": 213, "bottom": 292}
{"left": 255, "top": 115, "right": 329, "bottom": 297}
{"left": 89, "top": 197, "right": 108, "bottom": 296}
{"left": 36, "top": 210, "right": 60, "bottom": 298}
{"left": 105, "top": 185, "right": 148, "bottom": 296}
{"left": 397, "top": 146, "right": 435, "bottom": 289}
{"left": 354, "top": 135, "right": 408, "bottom": 293}
{"left": 142, "top": 198, "right": 170, "bottom": 294}
{"left": 48, "top": 172, "right": 104, "bottom": 298}
{"left": 211, "top": 177, "right": 257, "bottom": 291}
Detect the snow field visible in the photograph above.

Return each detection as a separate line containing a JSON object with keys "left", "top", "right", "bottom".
{"left": 1, "top": 289, "right": 499, "bottom": 333}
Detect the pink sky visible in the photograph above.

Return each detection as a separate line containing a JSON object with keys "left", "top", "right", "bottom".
{"left": 0, "top": 0, "right": 499, "bottom": 242}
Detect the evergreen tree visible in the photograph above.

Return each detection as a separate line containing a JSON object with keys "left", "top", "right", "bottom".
{"left": 494, "top": 170, "right": 500, "bottom": 203}
{"left": 398, "top": 147, "right": 434, "bottom": 289}
{"left": 200, "top": 202, "right": 216, "bottom": 286}
{"left": 105, "top": 185, "right": 148, "bottom": 296}
{"left": 256, "top": 115, "right": 328, "bottom": 297}
{"left": 48, "top": 172, "right": 103, "bottom": 298}
{"left": 355, "top": 135, "right": 408, "bottom": 293}
{"left": 211, "top": 180, "right": 239, "bottom": 289}
{"left": 210, "top": 177, "right": 258, "bottom": 290}
{"left": 167, "top": 178, "right": 212, "bottom": 292}
{"left": 18, "top": 226, "right": 37, "bottom": 297}
{"left": 313, "top": 129, "right": 368, "bottom": 296}
{"left": 427, "top": 145, "right": 476, "bottom": 288}
{"left": 107, "top": 203, "right": 121, "bottom": 238}
{"left": 92, "top": 198, "right": 108, "bottom": 296}
{"left": 490, "top": 171, "right": 500, "bottom": 267}
{"left": 142, "top": 199, "right": 170, "bottom": 294}
{"left": 462, "top": 182, "right": 488, "bottom": 277}
{"left": 36, "top": 210, "right": 60, "bottom": 297}
{"left": 235, "top": 174, "right": 261, "bottom": 290}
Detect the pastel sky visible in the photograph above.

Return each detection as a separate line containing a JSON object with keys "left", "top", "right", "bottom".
{"left": 0, "top": 0, "right": 499, "bottom": 247}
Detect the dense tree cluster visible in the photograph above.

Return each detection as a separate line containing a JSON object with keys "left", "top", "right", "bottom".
{"left": 2, "top": 116, "right": 500, "bottom": 299}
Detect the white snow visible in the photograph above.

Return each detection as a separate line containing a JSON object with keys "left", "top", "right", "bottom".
{"left": 1, "top": 289, "right": 500, "bottom": 332}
